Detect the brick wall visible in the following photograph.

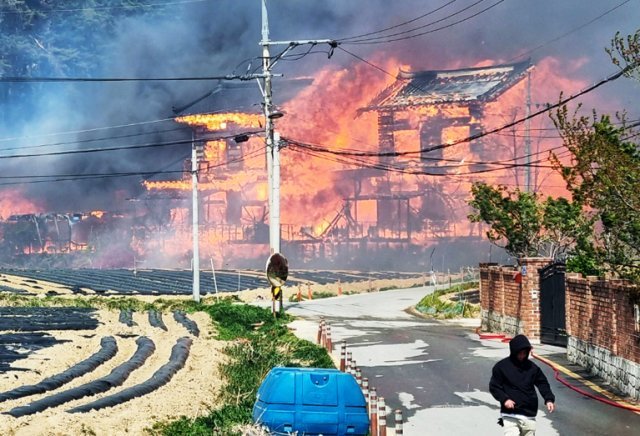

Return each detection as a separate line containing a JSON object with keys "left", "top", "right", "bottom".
{"left": 565, "top": 275, "right": 640, "bottom": 398}
{"left": 481, "top": 262, "right": 640, "bottom": 400}
{"left": 479, "top": 258, "right": 552, "bottom": 343}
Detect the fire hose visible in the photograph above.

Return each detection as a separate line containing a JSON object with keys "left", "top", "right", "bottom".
{"left": 477, "top": 331, "right": 640, "bottom": 413}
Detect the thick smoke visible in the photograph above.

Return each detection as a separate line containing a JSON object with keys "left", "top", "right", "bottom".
{"left": 3, "top": 0, "right": 638, "bottom": 210}
{"left": 0, "top": 1, "right": 638, "bottom": 268}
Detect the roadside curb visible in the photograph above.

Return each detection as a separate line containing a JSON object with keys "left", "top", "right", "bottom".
{"left": 317, "top": 318, "right": 404, "bottom": 436}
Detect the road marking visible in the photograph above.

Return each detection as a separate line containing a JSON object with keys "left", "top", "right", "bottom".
{"left": 534, "top": 353, "right": 640, "bottom": 410}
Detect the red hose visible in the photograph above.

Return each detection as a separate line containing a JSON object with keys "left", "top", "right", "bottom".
{"left": 478, "top": 332, "right": 640, "bottom": 413}
{"left": 533, "top": 352, "right": 640, "bottom": 413}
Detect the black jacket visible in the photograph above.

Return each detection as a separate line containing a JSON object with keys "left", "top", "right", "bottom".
{"left": 489, "top": 335, "right": 555, "bottom": 417}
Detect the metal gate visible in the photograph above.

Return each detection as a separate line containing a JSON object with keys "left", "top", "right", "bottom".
{"left": 539, "top": 263, "right": 567, "bottom": 347}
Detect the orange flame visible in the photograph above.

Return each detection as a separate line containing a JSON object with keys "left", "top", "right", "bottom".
{"left": 0, "top": 189, "right": 42, "bottom": 219}
{"left": 176, "top": 112, "right": 262, "bottom": 130}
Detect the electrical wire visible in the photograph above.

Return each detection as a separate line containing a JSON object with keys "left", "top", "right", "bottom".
{"left": 286, "top": 141, "right": 560, "bottom": 178}
{"left": 0, "top": 105, "right": 259, "bottom": 143}
{"left": 0, "top": 74, "right": 261, "bottom": 83}
{"left": 0, "top": 131, "right": 263, "bottom": 160}
{"left": 0, "top": 127, "right": 190, "bottom": 153}
{"left": 338, "top": 0, "right": 488, "bottom": 43}
{"left": 280, "top": 109, "right": 578, "bottom": 165}
{"left": 340, "top": 0, "right": 506, "bottom": 45}
{"left": 0, "top": 145, "right": 267, "bottom": 187}
{"left": 291, "top": 59, "right": 638, "bottom": 158}
{"left": 337, "top": 0, "right": 458, "bottom": 42}
{"left": 507, "top": 0, "right": 634, "bottom": 63}
{"left": 287, "top": 138, "right": 561, "bottom": 170}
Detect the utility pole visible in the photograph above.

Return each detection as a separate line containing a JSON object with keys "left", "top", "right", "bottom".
{"left": 525, "top": 71, "right": 532, "bottom": 192}
{"left": 260, "top": 0, "right": 334, "bottom": 255}
{"left": 261, "top": 0, "right": 279, "bottom": 254}
{"left": 191, "top": 131, "right": 203, "bottom": 302}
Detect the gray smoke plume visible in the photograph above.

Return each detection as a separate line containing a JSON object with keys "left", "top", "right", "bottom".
{"left": 0, "top": 1, "right": 638, "bottom": 269}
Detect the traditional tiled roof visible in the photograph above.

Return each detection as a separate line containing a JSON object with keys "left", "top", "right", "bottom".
{"left": 362, "top": 60, "right": 531, "bottom": 111}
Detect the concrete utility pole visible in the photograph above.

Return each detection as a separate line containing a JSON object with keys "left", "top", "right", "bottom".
{"left": 261, "top": 0, "right": 279, "bottom": 255}
{"left": 525, "top": 71, "right": 532, "bottom": 193}
{"left": 191, "top": 131, "right": 203, "bottom": 302}
{"left": 260, "top": 0, "right": 334, "bottom": 255}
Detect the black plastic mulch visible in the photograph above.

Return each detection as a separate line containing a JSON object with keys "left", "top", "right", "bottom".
{"left": 67, "top": 337, "right": 192, "bottom": 413}
{"left": 0, "top": 333, "right": 68, "bottom": 372}
{"left": 0, "top": 285, "right": 28, "bottom": 295}
{"left": 173, "top": 311, "right": 199, "bottom": 337}
{"left": 2, "top": 269, "right": 266, "bottom": 295}
{"left": 148, "top": 310, "right": 167, "bottom": 331}
{"left": 118, "top": 309, "right": 137, "bottom": 327}
{"left": 1, "top": 268, "right": 423, "bottom": 295}
{"left": 0, "top": 336, "right": 118, "bottom": 403}
{"left": 0, "top": 307, "right": 99, "bottom": 332}
{"left": 5, "top": 336, "right": 155, "bottom": 418}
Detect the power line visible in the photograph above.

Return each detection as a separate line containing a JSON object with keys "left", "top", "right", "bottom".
{"left": 339, "top": 0, "right": 506, "bottom": 45}
{"left": 288, "top": 140, "right": 558, "bottom": 172}
{"left": 507, "top": 0, "right": 634, "bottom": 62}
{"left": 0, "top": 145, "right": 267, "bottom": 187}
{"left": 338, "top": 0, "right": 488, "bottom": 43}
{"left": 287, "top": 62, "right": 637, "bottom": 158}
{"left": 0, "top": 127, "right": 189, "bottom": 153}
{"left": 0, "top": 131, "right": 263, "bottom": 160}
{"left": 287, "top": 140, "right": 561, "bottom": 180}
{"left": 0, "top": 74, "right": 261, "bottom": 83}
{"left": 0, "top": 106, "right": 258, "bottom": 143}
{"left": 0, "top": 118, "right": 177, "bottom": 143}
{"left": 337, "top": 0, "right": 458, "bottom": 42}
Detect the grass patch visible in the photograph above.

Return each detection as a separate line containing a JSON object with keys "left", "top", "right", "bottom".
{"left": 149, "top": 301, "right": 333, "bottom": 435}
{"left": 0, "top": 292, "right": 236, "bottom": 313}
{"left": 415, "top": 282, "right": 479, "bottom": 319}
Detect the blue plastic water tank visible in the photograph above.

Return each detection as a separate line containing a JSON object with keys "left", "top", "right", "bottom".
{"left": 253, "top": 367, "right": 369, "bottom": 435}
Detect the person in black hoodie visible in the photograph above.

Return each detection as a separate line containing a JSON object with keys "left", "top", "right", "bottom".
{"left": 489, "top": 334, "right": 555, "bottom": 435}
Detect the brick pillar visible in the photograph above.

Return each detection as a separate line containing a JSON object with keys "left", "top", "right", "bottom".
{"left": 518, "top": 257, "right": 552, "bottom": 343}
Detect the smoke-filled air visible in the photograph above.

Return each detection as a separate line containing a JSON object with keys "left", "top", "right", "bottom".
{"left": 0, "top": 0, "right": 638, "bottom": 270}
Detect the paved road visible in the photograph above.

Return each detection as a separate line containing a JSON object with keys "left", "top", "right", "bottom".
{"left": 283, "top": 286, "right": 640, "bottom": 436}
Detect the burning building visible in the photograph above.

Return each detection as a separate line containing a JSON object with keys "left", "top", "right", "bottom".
{"left": 134, "top": 60, "right": 532, "bottom": 269}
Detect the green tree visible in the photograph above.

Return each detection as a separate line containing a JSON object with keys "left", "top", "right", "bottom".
{"left": 607, "top": 29, "right": 640, "bottom": 81}
{"left": 468, "top": 183, "right": 543, "bottom": 259}
{"left": 468, "top": 183, "right": 595, "bottom": 271}
{"left": 551, "top": 108, "right": 640, "bottom": 281}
